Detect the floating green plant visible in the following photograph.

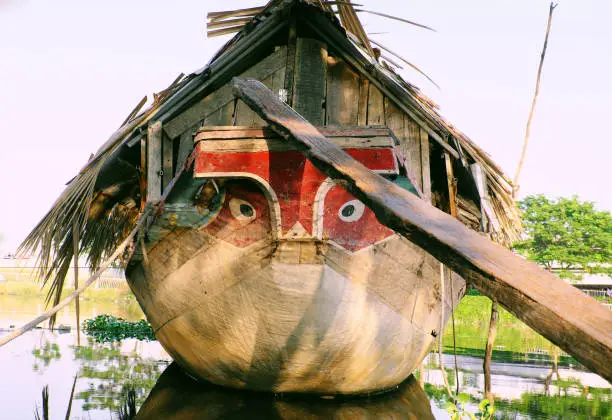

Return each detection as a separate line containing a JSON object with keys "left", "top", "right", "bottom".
{"left": 82, "top": 315, "right": 155, "bottom": 343}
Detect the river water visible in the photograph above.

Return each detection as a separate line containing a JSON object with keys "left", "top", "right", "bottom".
{"left": 0, "top": 293, "right": 609, "bottom": 419}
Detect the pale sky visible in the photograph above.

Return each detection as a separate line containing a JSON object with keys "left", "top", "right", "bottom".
{"left": 0, "top": 1, "right": 610, "bottom": 254}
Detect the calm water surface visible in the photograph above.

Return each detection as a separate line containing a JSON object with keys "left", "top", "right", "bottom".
{"left": 0, "top": 294, "right": 609, "bottom": 419}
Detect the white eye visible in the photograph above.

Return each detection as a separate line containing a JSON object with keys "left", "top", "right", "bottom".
{"left": 338, "top": 200, "right": 365, "bottom": 222}
{"left": 229, "top": 198, "right": 257, "bottom": 223}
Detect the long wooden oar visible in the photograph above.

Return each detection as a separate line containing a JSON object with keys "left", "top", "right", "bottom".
{"left": 232, "top": 77, "right": 612, "bottom": 382}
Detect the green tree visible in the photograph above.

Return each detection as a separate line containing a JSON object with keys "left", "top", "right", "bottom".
{"left": 513, "top": 195, "right": 611, "bottom": 279}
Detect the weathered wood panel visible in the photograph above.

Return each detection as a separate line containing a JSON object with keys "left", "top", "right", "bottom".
{"left": 357, "top": 78, "right": 369, "bottom": 126}
{"left": 232, "top": 78, "right": 612, "bottom": 382}
{"left": 292, "top": 38, "right": 327, "bottom": 125}
{"left": 420, "top": 128, "right": 432, "bottom": 202}
{"left": 366, "top": 83, "right": 385, "bottom": 126}
{"left": 404, "top": 116, "right": 422, "bottom": 190}
{"left": 203, "top": 101, "right": 234, "bottom": 126}
{"left": 384, "top": 97, "right": 422, "bottom": 190}
{"left": 194, "top": 126, "right": 395, "bottom": 139}
{"left": 235, "top": 67, "right": 286, "bottom": 127}
{"left": 162, "top": 132, "right": 173, "bottom": 189}
{"left": 284, "top": 19, "right": 297, "bottom": 107}
{"left": 176, "top": 127, "right": 196, "bottom": 172}
{"left": 444, "top": 152, "right": 458, "bottom": 218}
{"left": 326, "top": 57, "right": 360, "bottom": 126}
{"left": 147, "top": 121, "right": 162, "bottom": 202}
{"left": 164, "top": 46, "right": 287, "bottom": 139}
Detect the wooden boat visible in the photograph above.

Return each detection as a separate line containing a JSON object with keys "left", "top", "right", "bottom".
{"left": 126, "top": 126, "right": 466, "bottom": 393}
{"left": 16, "top": 0, "right": 611, "bottom": 394}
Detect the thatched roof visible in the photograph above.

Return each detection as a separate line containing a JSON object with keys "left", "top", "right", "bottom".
{"left": 20, "top": 0, "right": 521, "bottom": 311}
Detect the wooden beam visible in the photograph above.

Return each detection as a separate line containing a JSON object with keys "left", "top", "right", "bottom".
{"left": 284, "top": 17, "right": 297, "bottom": 107}
{"left": 194, "top": 126, "right": 394, "bottom": 138}
{"left": 147, "top": 121, "right": 163, "bottom": 202}
{"left": 162, "top": 132, "right": 173, "bottom": 189}
{"left": 326, "top": 57, "right": 360, "bottom": 125}
{"left": 420, "top": 128, "right": 432, "bottom": 203}
{"left": 357, "top": 77, "right": 369, "bottom": 126}
{"left": 366, "top": 83, "right": 385, "bottom": 125}
{"left": 444, "top": 152, "right": 458, "bottom": 218}
{"left": 139, "top": 136, "right": 147, "bottom": 210}
{"left": 176, "top": 127, "right": 196, "bottom": 171}
{"left": 231, "top": 77, "right": 612, "bottom": 382}
{"left": 292, "top": 37, "right": 327, "bottom": 125}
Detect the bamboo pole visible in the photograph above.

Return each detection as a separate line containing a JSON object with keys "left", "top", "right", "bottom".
{"left": 513, "top": 2, "right": 558, "bottom": 192}
{"left": 484, "top": 300, "right": 499, "bottom": 401}
{"left": 72, "top": 219, "right": 80, "bottom": 346}
{"left": 0, "top": 213, "right": 148, "bottom": 348}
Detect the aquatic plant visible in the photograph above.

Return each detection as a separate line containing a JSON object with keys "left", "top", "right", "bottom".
{"left": 73, "top": 340, "right": 167, "bottom": 411}
{"left": 83, "top": 315, "right": 155, "bottom": 342}
{"left": 32, "top": 342, "right": 61, "bottom": 371}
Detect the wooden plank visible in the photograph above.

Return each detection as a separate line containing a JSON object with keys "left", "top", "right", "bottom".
{"left": 194, "top": 126, "right": 394, "bottom": 139}
{"left": 445, "top": 152, "right": 458, "bottom": 218}
{"left": 162, "top": 132, "right": 173, "bottom": 188}
{"left": 232, "top": 78, "right": 612, "bottom": 382}
{"left": 326, "top": 57, "right": 360, "bottom": 125}
{"left": 195, "top": 136, "right": 395, "bottom": 153}
{"left": 366, "top": 83, "right": 385, "bottom": 125}
{"left": 235, "top": 68, "right": 286, "bottom": 127}
{"left": 204, "top": 101, "right": 234, "bottom": 126}
{"left": 164, "top": 46, "right": 287, "bottom": 138}
{"left": 357, "top": 77, "right": 369, "bottom": 126}
{"left": 139, "top": 136, "right": 147, "bottom": 209}
{"left": 284, "top": 19, "right": 297, "bottom": 107}
{"left": 292, "top": 37, "right": 327, "bottom": 125}
{"left": 404, "top": 115, "right": 423, "bottom": 191}
{"left": 234, "top": 100, "right": 253, "bottom": 127}
{"left": 385, "top": 98, "right": 422, "bottom": 190}
{"left": 176, "top": 127, "right": 196, "bottom": 171}
{"left": 147, "top": 121, "right": 163, "bottom": 202}
{"left": 420, "top": 128, "right": 432, "bottom": 203}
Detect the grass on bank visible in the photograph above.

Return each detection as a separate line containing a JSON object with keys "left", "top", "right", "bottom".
{"left": 0, "top": 280, "right": 136, "bottom": 303}
{"left": 441, "top": 293, "right": 574, "bottom": 365}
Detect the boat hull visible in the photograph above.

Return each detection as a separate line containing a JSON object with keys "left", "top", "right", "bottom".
{"left": 126, "top": 228, "right": 465, "bottom": 394}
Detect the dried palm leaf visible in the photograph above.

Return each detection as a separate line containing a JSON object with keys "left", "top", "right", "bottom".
{"left": 355, "top": 9, "right": 435, "bottom": 32}
{"left": 369, "top": 38, "right": 439, "bottom": 89}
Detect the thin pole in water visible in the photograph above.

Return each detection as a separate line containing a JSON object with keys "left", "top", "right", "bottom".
{"left": 72, "top": 218, "right": 80, "bottom": 346}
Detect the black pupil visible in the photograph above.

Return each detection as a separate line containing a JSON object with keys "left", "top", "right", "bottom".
{"left": 341, "top": 205, "right": 355, "bottom": 218}
{"left": 240, "top": 204, "right": 254, "bottom": 217}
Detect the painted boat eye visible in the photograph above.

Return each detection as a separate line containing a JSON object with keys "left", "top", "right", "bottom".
{"left": 240, "top": 204, "right": 254, "bottom": 217}
{"left": 338, "top": 200, "right": 365, "bottom": 222}
{"left": 229, "top": 198, "right": 257, "bottom": 223}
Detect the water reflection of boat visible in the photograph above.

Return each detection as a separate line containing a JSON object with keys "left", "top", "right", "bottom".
{"left": 135, "top": 362, "right": 434, "bottom": 419}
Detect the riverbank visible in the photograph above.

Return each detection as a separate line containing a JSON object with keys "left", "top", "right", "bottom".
{"left": 0, "top": 281, "right": 585, "bottom": 367}
{"left": 0, "top": 280, "right": 137, "bottom": 304}
{"left": 442, "top": 295, "right": 577, "bottom": 366}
